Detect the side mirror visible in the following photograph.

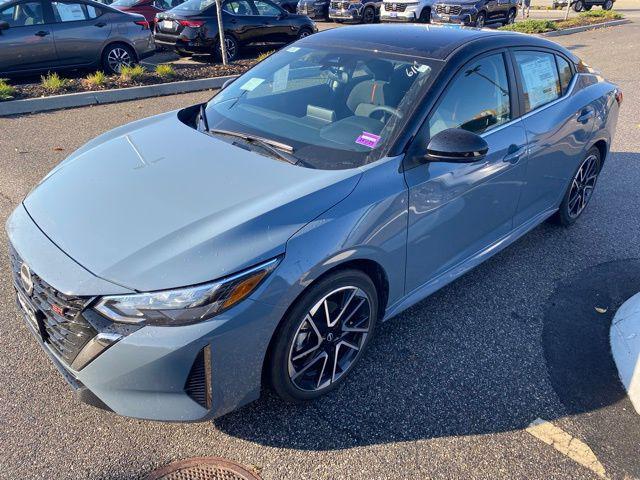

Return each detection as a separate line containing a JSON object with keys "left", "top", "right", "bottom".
{"left": 0, "top": 21, "right": 10, "bottom": 31}
{"left": 425, "top": 128, "right": 488, "bottom": 163}
{"left": 221, "top": 78, "right": 235, "bottom": 90}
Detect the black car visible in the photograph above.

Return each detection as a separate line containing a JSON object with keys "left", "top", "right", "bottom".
{"left": 154, "top": 0, "right": 317, "bottom": 60}
{"left": 553, "top": 0, "right": 615, "bottom": 12}
{"left": 431, "top": 0, "right": 518, "bottom": 27}
{"left": 0, "top": 0, "right": 154, "bottom": 75}
{"left": 297, "top": 0, "right": 328, "bottom": 19}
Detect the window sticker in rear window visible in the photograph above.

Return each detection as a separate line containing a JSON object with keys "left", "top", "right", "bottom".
{"left": 519, "top": 55, "right": 559, "bottom": 110}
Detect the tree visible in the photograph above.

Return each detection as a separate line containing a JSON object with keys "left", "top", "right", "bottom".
{"left": 215, "top": 0, "right": 228, "bottom": 65}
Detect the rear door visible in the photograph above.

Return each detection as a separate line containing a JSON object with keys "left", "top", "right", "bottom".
{"left": 49, "top": 1, "right": 111, "bottom": 66}
{"left": 0, "top": 0, "right": 56, "bottom": 73}
{"left": 510, "top": 49, "right": 596, "bottom": 227}
{"left": 249, "top": 0, "right": 288, "bottom": 43}
{"left": 222, "top": 0, "right": 264, "bottom": 44}
{"left": 403, "top": 51, "right": 528, "bottom": 292}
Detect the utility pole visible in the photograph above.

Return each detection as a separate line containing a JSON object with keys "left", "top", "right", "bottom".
{"left": 215, "top": 0, "right": 228, "bottom": 65}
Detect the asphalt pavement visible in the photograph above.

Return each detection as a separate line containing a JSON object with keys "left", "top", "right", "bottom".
{"left": 0, "top": 19, "right": 639, "bottom": 480}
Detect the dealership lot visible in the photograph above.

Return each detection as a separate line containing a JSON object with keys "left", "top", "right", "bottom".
{"left": 1, "top": 17, "right": 640, "bottom": 480}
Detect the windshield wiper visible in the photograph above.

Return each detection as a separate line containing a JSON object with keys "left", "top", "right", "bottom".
{"left": 209, "top": 128, "right": 298, "bottom": 165}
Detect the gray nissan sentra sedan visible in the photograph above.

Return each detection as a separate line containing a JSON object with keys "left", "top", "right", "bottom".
{"left": 6, "top": 25, "right": 621, "bottom": 421}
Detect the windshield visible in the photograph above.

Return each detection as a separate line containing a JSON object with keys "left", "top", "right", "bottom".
{"left": 204, "top": 44, "right": 439, "bottom": 169}
{"left": 173, "top": 0, "right": 214, "bottom": 11}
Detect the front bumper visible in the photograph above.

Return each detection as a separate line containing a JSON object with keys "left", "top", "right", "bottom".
{"left": 6, "top": 204, "right": 286, "bottom": 422}
{"left": 329, "top": 5, "right": 362, "bottom": 20}
{"left": 431, "top": 10, "right": 475, "bottom": 24}
{"left": 380, "top": 9, "right": 418, "bottom": 21}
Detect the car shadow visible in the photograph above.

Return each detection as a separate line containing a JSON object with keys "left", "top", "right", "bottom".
{"left": 214, "top": 157, "right": 640, "bottom": 464}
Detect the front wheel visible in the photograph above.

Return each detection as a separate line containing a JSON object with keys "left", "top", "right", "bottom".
{"left": 475, "top": 11, "right": 486, "bottom": 27}
{"left": 361, "top": 5, "right": 375, "bottom": 23}
{"left": 602, "top": 0, "right": 613, "bottom": 9}
{"left": 297, "top": 27, "right": 313, "bottom": 39}
{"left": 268, "top": 270, "right": 379, "bottom": 402}
{"left": 552, "top": 147, "right": 601, "bottom": 226}
{"left": 573, "top": 0, "right": 584, "bottom": 11}
{"left": 505, "top": 7, "right": 516, "bottom": 24}
{"left": 418, "top": 7, "right": 431, "bottom": 22}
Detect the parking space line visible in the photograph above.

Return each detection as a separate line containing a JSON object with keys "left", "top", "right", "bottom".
{"left": 526, "top": 418, "right": 607, "bottom": 479}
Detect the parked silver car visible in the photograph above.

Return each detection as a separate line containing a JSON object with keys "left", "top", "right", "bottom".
{"left": 0, "top": 0, "right": 155, "bottom": 75}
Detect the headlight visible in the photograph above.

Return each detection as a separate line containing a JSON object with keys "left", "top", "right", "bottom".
{"left": 94, "top": 257, "right": 281, "bottom": 326}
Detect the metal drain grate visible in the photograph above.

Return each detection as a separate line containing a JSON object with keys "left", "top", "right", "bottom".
{"left": 145, "top": 458, "right": 261, "bottom": 480}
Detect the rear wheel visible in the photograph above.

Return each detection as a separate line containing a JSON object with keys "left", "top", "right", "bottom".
{"left": 552, "top": 147, "right": 601, "bottom": 226}
{"left": 505, "top": 7, "right": 516, "bottom": 24}
{"left": 573, "top": 0, "right": 584, "bottom": 11}
{"left": 215, "top": 34, "right": 238, "bottom": 62}
{"left": 361, "top": 5, "right": 375, "bottom": 23}
{"left": 102, "top": 43, "right": 135, "bottom": 74}
{"left": 268, "top": 269, "right": 378, "bottom": 402}
{"left": 602, "top": 0, "right": 613, "bottom": 9}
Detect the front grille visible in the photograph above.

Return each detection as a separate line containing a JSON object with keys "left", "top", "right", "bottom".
{"left": 436, "top": 3, "right": 462, "bottom": 14}
{"left": 10, "top": 247, "right": 96, "bottom": 366}
{"left": 184, "top": 347, "right": 211, "bottom": 409}
{"left": 384, "top": 2, "right": 407, "bottom": 11}
{"left": 331, "top": 1, "right": 349, "bottom": 8}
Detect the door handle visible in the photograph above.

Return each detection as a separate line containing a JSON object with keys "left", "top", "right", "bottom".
{"left": 577, "top": 107, "right": 595, "bottom": 124}
{"left": 34, "top": 30, "right": 50, "bottom": 37}
{"left": 503, "top": 144, "right": 526, "bottom": 164}
{"left": 94, "top": 21, "right": 106, "bottom": 27}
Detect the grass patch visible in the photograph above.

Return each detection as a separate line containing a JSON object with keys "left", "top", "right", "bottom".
{"left": 256, "top": 50, "right": 276, "bottom": 62}
{"left": 82, "top": 71, "right": 107, "bottom": 89}
{"left": 500, "top": 19, "right": 557, "bottom": 33}
{"left": 40, "top": 72, "right": 69, "bottom": 93}
{"left": 155, "top": 64, "right": 176, "bottom": 79}
{"left": 0, "top": 78, "right": 16, "bottom": 101}
{"left": 119, "top": 64, "right": 146, "bottom": 82}
{"left": 579, "top": 9, "right": 622, "bottom": 19}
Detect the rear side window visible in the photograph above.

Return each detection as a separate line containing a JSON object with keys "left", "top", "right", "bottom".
{"left": 429, "top": 53, "right": 511, "bottom": 136}
{"left": 556, "top": 55, "right": 573, "bottom": 95}
{"left": 0, "top": 1, "right": 44, "bottom": 26}
{"left": 52, "top": 1, "right": 93, "bottom": 20}
{"left": 514, "top": 51, "right": 561, "bottom": 113}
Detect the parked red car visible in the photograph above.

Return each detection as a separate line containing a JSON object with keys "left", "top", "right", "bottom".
{"left": 111, "top": 0, "right": 185, "bottom": 26}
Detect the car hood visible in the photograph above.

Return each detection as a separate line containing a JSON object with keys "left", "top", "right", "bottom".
{"left": 24, "top": 110, "right": 361, "bottom": 292}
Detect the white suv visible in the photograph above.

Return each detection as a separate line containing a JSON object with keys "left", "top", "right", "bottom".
{"left": 380, "top": 0, "right": 434, "bottom": 22}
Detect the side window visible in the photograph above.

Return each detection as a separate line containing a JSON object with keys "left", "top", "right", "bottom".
{"left": 0, "top": 2, "right": 45, "bottom": 26}
{"left": 252, "top": 0, "right": 280, "bottom": 15}
{"left": 223, "top": 0, "right": 252, "bottom": 14}
{"left": 51, "top": 1, "right": 91, "bottom": 21}
{"left": 514, "top": 51, "right": 561, "bottom": 113}
{"left": 556, "top": 55, "right": 573, "bottom": 95}
{"left": 86, "top": 4, "right": 101, "bottom": 17}
{"left": 429, "top": 53, "right": 511, "bottom": 137}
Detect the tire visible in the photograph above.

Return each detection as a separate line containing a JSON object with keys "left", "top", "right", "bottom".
{"left": 215, "top": 34, "right": 238, "bottom": 62}
{"left": 297, "top": 27, "right": 312, "bottom": 39}
{"left": 361, "top": 5, "right": 375, "bottom": 23}
{"left": 505, "top": 7, "right": 516, "bottom": 24}
{"left": 552, "top": 147, "right": 601, "bottom": 226}
{"left": 475, "top": 11, "right": 486, "bottom": 27}
{"left": 102, "top": 43, "right": 136, "bottom": 74}
{"left": 418, "top": 7, "right": 430, "bottom": 23}
{"left": 268, "top": 269, "right": 379, "bottom": 402}
{"left": 602, "top": 0, "right": 612, "bottom": 9}
{"left": 573, "top": 0, "right": 584, "bottom": 12}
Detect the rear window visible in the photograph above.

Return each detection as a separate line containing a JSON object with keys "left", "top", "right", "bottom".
{"left": 556, "top": 55, "right": 573, "bottom": 95}
{"left": 514, "top": 51, "right": 561, "bottom": 113}
{"left": 173, "top": 0, "right": 214, "bottom": 11}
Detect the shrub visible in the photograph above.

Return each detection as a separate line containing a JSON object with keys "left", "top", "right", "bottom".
{"left": 499, "top": 19, "right": 557, "bottom": 33}
{"left": 82, "top": 71, "right": 107, "bottom": 88}
{"left": 0, "top": 78, "right": 16, "bottom": 101}
{"left": 155, "top": 64, "right": 176, "bottom": 78}
{"left": 40, "top": 72, "right": 69, "bottom": 93}
{"left": 579, "top": 9, "right": 622, "bottom": 20}
{"left": 256, "top": 50, "right": 276, "bottom": 62}
{"left": 119, "top": 64, "right": 145, "bottom": 82}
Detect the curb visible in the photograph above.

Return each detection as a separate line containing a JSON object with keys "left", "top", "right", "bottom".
{"left": 540, "top": 18, "right": 630, "bottom": 37}
{"left": 0, "top": 75, "right": 238, "bottom": 117}
{"left": 610, "top": 291, "right": 640, "bottom": 415}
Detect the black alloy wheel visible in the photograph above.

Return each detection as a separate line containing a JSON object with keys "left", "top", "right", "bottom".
{"left": 362, "top": 5, "right": 375, "bottom": 23}
{"left": 269, "top": 269, "right": 378, "bottom": 402}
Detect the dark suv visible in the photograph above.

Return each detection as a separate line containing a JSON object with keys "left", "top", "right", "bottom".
{"left": 328, "top": 0, "right": 380, "bottom": 23}
{"left": 431, "top": 0, "right": 518, "bottom": 27}
{"left": 297, "top": 0, "right": 329, "bottom": 20}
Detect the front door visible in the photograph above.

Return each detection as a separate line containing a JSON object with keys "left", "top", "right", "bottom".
{"left": 251, "top": 0, "right": 289, "bottom": 43}
{"left": 404, "top": 52, "right": 527, "bottom": 293}
{"left": 49, "top": 1, "right": 111, "bottom": 66}
{"left": 0, "top": 0, "right": 56, "bottom": 73}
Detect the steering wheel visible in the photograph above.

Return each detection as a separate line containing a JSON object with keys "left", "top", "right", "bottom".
{"left": 323, "top": 66, "right": 349, "bottom": 84}
{"left": 367, "top": 105, "right": 403, "bottom": 122}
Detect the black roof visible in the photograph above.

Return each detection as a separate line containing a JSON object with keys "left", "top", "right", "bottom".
{"left": 303, "top": 24, "right": 573, "bottom": 61}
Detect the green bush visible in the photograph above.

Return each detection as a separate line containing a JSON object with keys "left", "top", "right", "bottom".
{"left": 499, "top": 19, "right": 557, "bottom": 33}
{"left": 579, "top": 9, "right": 622, "bottom": 19}
{"left": 40, "top": 72, "right": 69, "bottom": 93}
{"left": 83, "top": 71, "right": 107, "bottom": 88}
{"left": 0, "top": 78, "right": 16, "bottom": 101}
{"left": 120, "top": 64, "right": 145, "bottom": 82}
{"left": 155, "top": 64, "right": 176, "bottom": 78}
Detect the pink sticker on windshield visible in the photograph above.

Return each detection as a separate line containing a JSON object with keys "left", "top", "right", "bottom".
{"left": 355, "top": 132, "right": 381, "bottom": 149}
